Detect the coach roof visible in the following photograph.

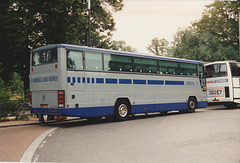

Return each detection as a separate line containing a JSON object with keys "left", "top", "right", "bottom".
{"left": 32, "top": 44, "right": 204, "bottom": 64}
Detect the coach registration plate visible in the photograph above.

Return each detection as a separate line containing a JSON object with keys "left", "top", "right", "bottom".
{"left": 208, "top": 88, "right": 224, "bottom": 97}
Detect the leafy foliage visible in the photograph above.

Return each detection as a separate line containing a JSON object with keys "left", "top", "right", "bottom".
{"left": 0, "top": 74, "right": 27, "bottom": 121}
{"left": 0, "top": 92, "right": 12, "bottom": 121}
{"left": 9, "top": 72, "right": 24, "bottom": 95}
{"left": 169, "top": 1, "right": 239, "bottom": 62}
{"left": 110, "top": 40, "right": 137, "bottom": 52}
{"left": 146, "top": 38, "right": 169, "bottom": 56}
{"left": 192, "top": 1, "right": 240, "bottom": 51}
{"left": 0, "top": 77, "right": 11, "bottom": 121}
{"left": 0, "top": 1, "right": 124, "bottom": 120}
{"left": 169, "top": 28, "right": 238, "bottom": 61}
{"left": 0, "top": 0, "right": 123, "bottom": 91}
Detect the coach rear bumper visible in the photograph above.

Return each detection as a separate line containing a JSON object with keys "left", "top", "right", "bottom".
{"left": 31, "top": 107, "right": 61, "bottom": 116}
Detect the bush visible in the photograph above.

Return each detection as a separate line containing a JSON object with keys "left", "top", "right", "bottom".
{"left": 0, "top": 78, "right": 13, "bottom": 121}
{"left": 0, "top": 74, "right": 27, "bottom": 121}
{"left": 0, "top": 90, "right": 11, "bottom": 121}
{"left": 9, "top": 72, "right": 24, "bottom": 95}
{"left": 11, "top": 97, "right": 26, "bottom": 120}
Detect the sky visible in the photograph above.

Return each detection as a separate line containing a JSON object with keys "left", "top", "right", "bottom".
{"left": 111, "top": 0, "right": 213, "bottom": 53}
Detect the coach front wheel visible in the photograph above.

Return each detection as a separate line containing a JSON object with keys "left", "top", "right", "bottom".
{"left": 114, "top": 99, "right": 130, "bottom": 121}
{"left": 187, "top": 97, "right": 197, "bottom": 113}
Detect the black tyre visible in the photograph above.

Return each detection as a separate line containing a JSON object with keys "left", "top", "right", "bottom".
{"left": 160, "top": 111, "right": 168, "bottom": 116}
{"left": 87, "top": 117, "right": 102, "bottom": 122}
{"left": 226, "top": 103, "right": 238, "bottom": 109}
{"left": 179, "top": 110, "right": 187, "bottom": 114}
{"left": 187, "top": 97, "right": 197, "bottom": 113}
{"left": 39, "top": 114, "right": 45, "bottom": 123}
{"left": 47, "top": 115, "right": 54, "bottom": 121}
{"left": 114, "top": 99, "right": 130, "bottom": 121}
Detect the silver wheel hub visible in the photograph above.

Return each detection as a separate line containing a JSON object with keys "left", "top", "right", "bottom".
{"left": 118, "top": 104, "right": 128, "bottom": 117}
{"left": 189, "top": 101, "right": 195, "bottom": 109}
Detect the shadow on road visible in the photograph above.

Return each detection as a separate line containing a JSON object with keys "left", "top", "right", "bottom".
{"left": 207, "top": 105, "right": 240, "bottom": 111}
{"left": 39, "top": 110, "right": 204, "bottom": 128}
{"left": 34, "top": 105, "right": 240, "bottom": 128}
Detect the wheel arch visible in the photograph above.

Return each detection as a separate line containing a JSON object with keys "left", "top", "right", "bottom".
{"left": 115, "top": 97, "right": 132, "bottom": 114}
{"left": 188, "top": 96, "right": 198, "bottom": 108}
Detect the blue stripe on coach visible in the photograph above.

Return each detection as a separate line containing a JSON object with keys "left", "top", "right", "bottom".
{"left": 119, "top": 79, "right": 132, "bottom": 84}
{"left": 133, "top": 79, "right": 146, "bottom": 84}
{"left": 68, "top": 77, "right": 186, "bottom": 86}
{"left": 106, "top": 78, "right": 118, "bottom": 84}
{"left": 148, "top": 80, "right": 164, "bottom": 85}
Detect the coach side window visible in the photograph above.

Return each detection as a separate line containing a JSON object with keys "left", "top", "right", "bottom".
{"left": 85, "top": 52, "right": 103, "bottom": 71}
{"left": 199, "top": 64, "right": 206, "bottom": 90}
{"left": 230, "top": 63, "right": 240, "bottom": 77}
{"left": 67, "top": 51, "right": 83, "bottom": 70}
{"left": 206, "top": 64, "right": 227, "bottom": 78}
{"left": 179, "top": 63, "right": 197, "bottom": 76}
{"left": 134, "top": 58, "right": 158, "bottom": 73}
{"left": 104, "top": 54, "right": 133, "bottom": 72}
{"left": 159, "top": 60, "right": 179, "bottom": 75}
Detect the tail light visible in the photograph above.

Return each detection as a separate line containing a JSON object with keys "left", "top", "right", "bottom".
{"left": 30, "top": 92, "right": 32, "bottom": 104}
{"left": 58, "top": 90, "right": 65, "bottom": 108}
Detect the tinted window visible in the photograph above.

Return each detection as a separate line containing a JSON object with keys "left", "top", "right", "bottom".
{"left": 104, "top": 54, "right": 133, "bottom": 72}
{"left": 179, "top": 63, "right": 197, "bottom": 76}
{"left": 230, "top": 63, "right": 240, "bottom": 77}
{"left": 67, "top": 51, "right": 83, "bottom": 70}
{"left": 199, "top": 64, "right": 206, "bottom": 89}
{"left": 32, "top": 48, "right": 57, "bottom": 66}
{"left": 159, "top": 60, "right": 179, "bottom": 75}
{"left": 134, "top": 58, "right": 158, "bottom": 73}
{"left": 85, "top": 52, "right": 103, "bottom": 71}
{"left": 206, "top": 64, "right": 227, "bottom": 78}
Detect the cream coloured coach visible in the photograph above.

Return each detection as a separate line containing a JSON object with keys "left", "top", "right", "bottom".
{"left": 30, "top": 44, "right": 208, "bottom": 121}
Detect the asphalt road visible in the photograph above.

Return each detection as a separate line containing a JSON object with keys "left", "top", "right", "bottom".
{"left": 31, "top": 106, "right": 240, "bottom": 163}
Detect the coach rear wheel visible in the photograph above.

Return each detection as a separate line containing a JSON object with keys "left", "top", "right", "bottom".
{"left": 160, "top": 111, "right": 168, "bottom": 116}
{"left": 114, "top": 100, "right": 130, "bottom": 121}
{"left": 187, "top": 97, "right": 197, "bottom": 113}
{"left": 87, "top": 117, "right": 102, "bottom": 123}
{"left": 179, "top": 110, "right": 187, "bottom": 114}
{"left": 39, "top": 114, "right": 45, "bottom": 123}
{"left": 47, "top": 115, "right": 54, "bottom": 121}
{"left": 225, "top": 103, "right": 238, "bottom": 109}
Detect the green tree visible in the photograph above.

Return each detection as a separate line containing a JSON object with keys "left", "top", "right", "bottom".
{"left": 110, "top": 40, "right": 137, "bottom": 52}
{"left": 169, "top": 1, "right": 239, "bottom": 62}
{"left": 146, "top": 38, "right": 169, "bottom": 56}
{"left": 9, "top": 72, "right": 24, "bottom": 95}
{"left": 169, "top": 28, "right": 238, "bottom": 62}
{"left": 192, "top": 1, "right": 240, "bottom": 52}
{"left": 0, "top": 0, "right": 124, "bottom": 92}
{"left": 0, "top": 73, "right": 30, "bottom": 121}
{"left": 0, "top": 77, "right": 11, "bottom": 121}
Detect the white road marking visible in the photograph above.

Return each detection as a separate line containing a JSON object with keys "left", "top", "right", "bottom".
{"left": 48, "top": 132, "right": 55, "bottom": 137}
{"left": 38, "top": 140, "right": 47, "bottom": 149}
{"left": 20, "top": 127, "right": 58, "bottom": 162}
{"left": 33, "top": 154, "right": 39, "bottom": 162}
